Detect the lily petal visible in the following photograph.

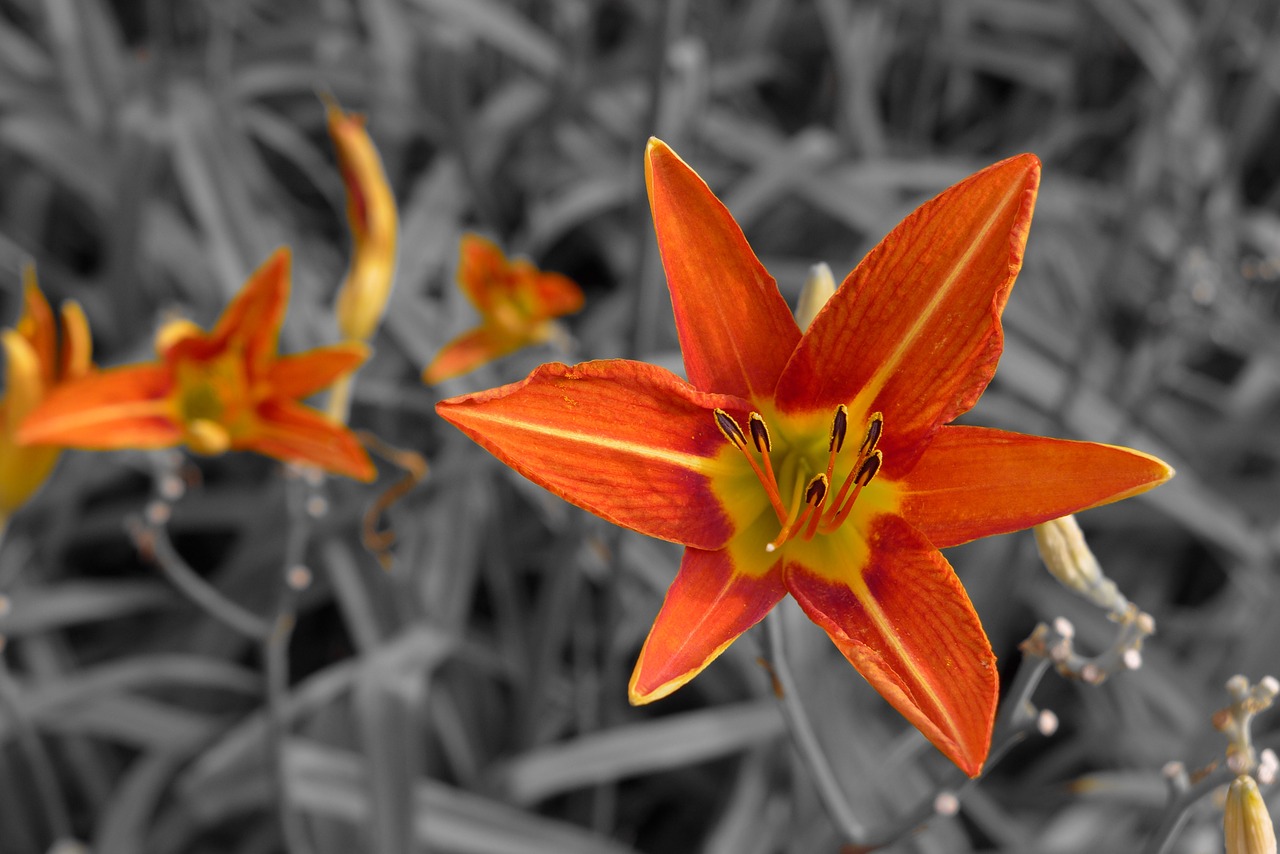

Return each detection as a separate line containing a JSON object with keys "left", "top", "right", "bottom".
{"left": 776, "top": 154, "right": 1040, "bottom": 472}
{"left": 785, "top": 513, "right": 996, "bottom": 777}
{"left": 899, "top": 426, "right": 1174, "bottom": 549}
{"left": 646, "top": 139, "right": 800, "bottom": 400}
{"left": 186, "top": 248, "right": 291, "bottom": 369}
{"left": 18, "top": 267, "right": 57, "bottom": 386}
{"left": 267, "top": 343, "right": 369, "bottom": 400}
{"left": 246, "top": 399, "right": 376, "bottom": 482}
{"left": 58, "top": 301, "right": 93, "bottom": 380}
{"left": 436, "top": 360, "right": 747, "bottom": 550}
{"left": 630, "top": 546, "right": 786, "bottom": 704}
{"left": 457, "top": 234, "right": 511, "bottom": 316}
{"left": 423, "top": 326, "right": 524, "bottom": 386}
{"left": 2, "top": 331, "right": 44, "bottom": 428}
{"left": 528, "top": 268, "right": 585, "bottom": 319}
{"left": 18, "top": 365, "right": 179, "bottom": 448}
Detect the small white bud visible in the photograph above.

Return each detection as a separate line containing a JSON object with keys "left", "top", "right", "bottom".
{"left": 158, "top": 474, "right": 185, "bottom": 501}
{"left": 933, "top": 791, "right": 960, "bottom": 817}
{"left": 1123, "top": 648, "right": 1143, "bottom": 670}
{"left": 144, "top": 500, "right": 171, "bottom": 526}
{"left": 1258, "top": 750, "right": 1278, "bottom": 786}
{"left": 1037, "top": 709, "right": 1059, "bottom": 736}
{"left": 286, "top": 565, "right": 312, "bottom": 591}
{"left": 306, "top": 495, "right": 329, "bottom": 518}
{"left": 1053, "top": 616, "right": 1075, "bottom": 640}
{"left": 1227, "top": 675, "right": 1251, "bottom": 699}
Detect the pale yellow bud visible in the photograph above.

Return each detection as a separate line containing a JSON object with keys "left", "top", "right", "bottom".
{"left": 1225, "top": 775, "right": 1276, "bottom": 854}
{"left": 155, "top": 319, "right": 203, "bottom": 356}
{"left": 1033, "top": 515, "right": 1129, "bottom": 614}
{"left": 794, "top": 263, "right": 836, "bottom": 331}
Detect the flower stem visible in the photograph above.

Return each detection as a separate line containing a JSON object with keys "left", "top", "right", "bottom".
{"left": 264, "top": 467, "right": 321, "bottom": 854}
{"left": 855, "top": 650, "right": 1051, "bottom": 848}
{"left": 134, "top": 514, "right": 269, "bottom": 641}
{"left": 1141, "top": 764, "right": 1235, "bottom": 854}
{"left": 760, "top": 609, "right": 866, "bottom": 842}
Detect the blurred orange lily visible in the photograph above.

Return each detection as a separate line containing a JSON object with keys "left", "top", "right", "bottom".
{"left": 20, "top": 249, "right": 376, "bottom": 482}
{"left": 327, "top": 97, "right": 398, "bottom": 343}
{"left": 423, "top": 234, "right": 584, "bottom": 384}
{"left": 437, "top": 140, "right": 1172, "bottom": 776}
{"left": 0, "top": 267, "right": 92, "bottom": 524}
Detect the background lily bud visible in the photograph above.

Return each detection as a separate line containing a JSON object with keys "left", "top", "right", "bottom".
{"left": 795, "top": 262, "right": 836, "bottom": 331}
{"left": 0, "top": 269, "right": 94, "bottom": 525}
{"left": 1034, "top": 515, "right": 1130, "bottom": 615}
{"left": 1225, "top": 775, "right": 1277, "bottom": 854}
{"left": 326, "top": 97, "right": 398, "bottom": 343}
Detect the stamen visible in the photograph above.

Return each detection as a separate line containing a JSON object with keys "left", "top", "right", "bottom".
{"left": 714, "top": 409, "right": 747, "bottom": 449}
{"left": 767, "top": 474, "right": 827, "bottom": 552}
{"left": 748, "top": 412, "right": 771, "bottom": 453}
{"left": 829, "top": 405, "right": 848, "bottom": 453}
{"left": 817, "top": 405, "right": 849, "bottom": 532}
{"left": 713, "top": 409, "right": 787, "bottom": 523}
{"left": 861, "top": 412, "right": 883, "bottom": 457}
{"left": 821, "top": 449, "right": 883, "bottom": 533}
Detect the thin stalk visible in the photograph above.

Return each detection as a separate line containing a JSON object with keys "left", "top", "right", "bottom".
{"left": 136, "top": 516, "right": 269, "bottom": 641}
{"left": 760, "top": 609, "right": 866, "bottom": 841}
{"left": 264, "top": 469, "right": 319, "bottom": 854}
{"left": 1141, "top": 765, "right": 1235, "bottom": 854}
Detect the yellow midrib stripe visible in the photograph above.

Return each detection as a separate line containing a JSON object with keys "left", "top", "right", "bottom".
{"left": 858, "top": 177, "right": 1023, "bottom": 408}
{"left": 851, "top": 571, "right": 953, "bottom": 726}
{"left": 461, "top": 409, "right": 727, "bottom": 475}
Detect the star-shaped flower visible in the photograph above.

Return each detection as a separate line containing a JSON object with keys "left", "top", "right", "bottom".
{"left": 20, "top": 249, "right": 375, "bottom": 481}
{"left": 436, "top": 140, "right": 1172, "bottom": 775}
{"left": 423, "top": 234, "right": 584, "bottom": 384}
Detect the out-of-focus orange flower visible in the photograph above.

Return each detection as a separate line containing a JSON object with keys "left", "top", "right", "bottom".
{"left": 20, "top": 249, "right": 376, "bottom": 481}
{"left": 437, "top": 140, "right": 1173, "bottom": 776}
{"left": 327, "top": 97, "right": 398, "bottom": 343}
{"left": 423, "top": 234, "right": 584, "bottom": 384}
{"left": 0, "top": 267, "right": 92, "bottom": 524}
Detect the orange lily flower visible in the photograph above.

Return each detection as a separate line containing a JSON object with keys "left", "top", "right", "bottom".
{"left": 436, "top": 140, "right": 1172, "bottom": 776}
{"left": 20, "top": 249, "right": 376, "bottom": 482}
{"left": 327, "top": 97, "right": 398, "bottom": 344}
{"left": 0, "top": 267, "right": 92, "bottom": 524}
{"left": 422, "top": 234, "right": 584, "bottom": 384}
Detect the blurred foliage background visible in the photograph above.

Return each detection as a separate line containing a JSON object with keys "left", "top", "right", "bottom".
{"left": 0, "top": 0, "right": 1278, "bottom": 852}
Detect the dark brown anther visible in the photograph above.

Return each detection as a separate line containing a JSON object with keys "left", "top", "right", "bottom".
{"left": 805, "top": 474, "right": 829, "bottom": 506}
{"left": 714, "top": 409, "right": 747, "bottom": 449}
{"left": 748, "top": 412, "right": 771, "bottom": 453}
{"left": 861, "top": 412, "right": 884, "bottom": 456}
{"left": 856, "top": 449, "right": 883, "bottom": 486}
{"left": 829, "top": 404, "right": 848, "bottom": 453}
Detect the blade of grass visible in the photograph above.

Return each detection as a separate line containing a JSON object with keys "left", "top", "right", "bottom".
{"left": 496, "top": 700, "right": 783, "bottom": 806}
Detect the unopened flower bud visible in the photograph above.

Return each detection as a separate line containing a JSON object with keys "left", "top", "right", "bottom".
{"left": 1224, "top": 775, "right": 1276, "bottom": 854}
{"left": 795, "top": 263, "right": 837, "bottom": 331}
{"left": 1034, "top": 515, "right": 1130, "bottom": 614}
